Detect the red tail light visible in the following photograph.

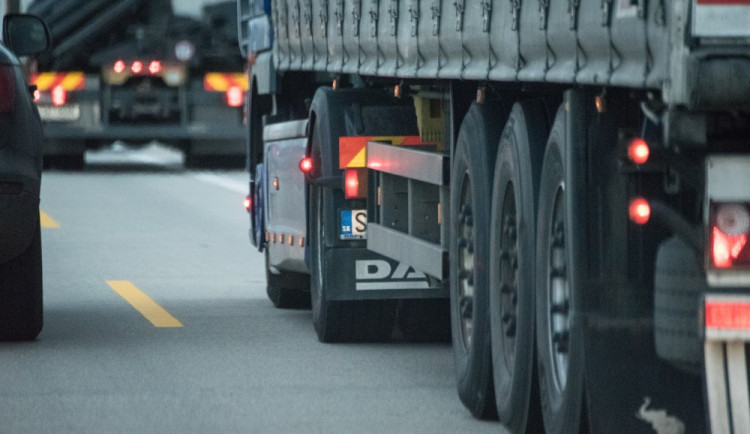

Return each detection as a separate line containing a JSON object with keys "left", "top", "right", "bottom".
{"left": 345, "top": 169, "right": 359, "bottom": 199}
{"left": 243, "top": 195, "right": 253, "bottom": 212}
{"left": 344, "top": 168, "right": 367, "bottom": 199}
{"left": 52, "top": 85, "right": 66, "bottom": 106}
{"left": 226, "top": 86, "right": 243, "bottom": 107}
{"left": 710, "top": 203, "right": 750, "bottom": 268}
{"left": 149, "top": 61, "right": 162, "bottom": 75}
{"left": 627, "top": 138, "right": 650, "bottom": 165}
{"left": 0, "top": 66, "right": 16, "bottom": 113}
{"left": 629, "top": 197, "right": 651, "bottom": 225}
{"left": 299, "top": 157, "right": 313, "bottom": 174}
{"left": 114, "top": 60, "right": 126, "bottom": 73}
{"left": 33, "top": 89, "right": 41, "bottom": 102}
{"left": 131, "top": 61, "right": 143, "bottom": 74}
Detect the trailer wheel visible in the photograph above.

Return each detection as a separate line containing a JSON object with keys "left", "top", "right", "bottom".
{"left": 265, "top": 250, "right": 310, "bottom": 309}
{"left": 535, "top": 108, "right": 586, "bottom": 433}
{"left": 0, "top": 223, "right": 43, "bottom": 341}
{"left": 489, "top": 101, "right": 547, "bottom": 431}
{"left": 654, "top": 237, "right": 703, "bottom": 374}
{"left": 310, "top": 185, "right": 396, "bottom": 342}
{"left": 450, "top": 102, "right": 508, "bottom": 419}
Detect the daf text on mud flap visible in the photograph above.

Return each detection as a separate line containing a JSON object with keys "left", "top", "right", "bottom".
{"left": 355, "top": 260, "right": 430, "bottom": 290}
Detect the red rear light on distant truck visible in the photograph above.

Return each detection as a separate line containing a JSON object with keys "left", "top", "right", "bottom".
{"left": 114, "top": 60, "right": 126, "bottom": 74}
{"left": 243, "top": 195, "right": 252, "bottom": 212}
{"left": 52, "top": 85, "right": 66, "bottom": 106}
{"left": 131, "top": 61, "right": 143, "bottom": 74}
{"left": 149, "top": 61, "right": 162, "bottom": 75}
{"left": 226, "top": 86, "right": 243, "bottom": 107}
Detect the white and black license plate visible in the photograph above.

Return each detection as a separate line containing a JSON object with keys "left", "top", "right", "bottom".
{"left": 340, "top": 209, "right": 367, "bottom": 240}
{"left": 38, "top": 104, "right": 80, "bottom": 122}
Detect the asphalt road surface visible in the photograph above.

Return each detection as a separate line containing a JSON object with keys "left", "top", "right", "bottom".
{"left": 0, "top": 144, "right": 503, "bottom": 433}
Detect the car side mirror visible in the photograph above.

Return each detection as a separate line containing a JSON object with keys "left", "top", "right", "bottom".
{"left": 2, "top": 14, "right": 50, "bottom": 57}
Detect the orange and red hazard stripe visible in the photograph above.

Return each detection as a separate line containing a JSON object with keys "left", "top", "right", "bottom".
{"left": 31, "top": 72, "right": 85, "bottom": 91}
{"left": 203, "top": 73, "right": 248, "bottom": 92}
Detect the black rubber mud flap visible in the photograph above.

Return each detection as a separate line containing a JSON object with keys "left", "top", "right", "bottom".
{"left": 450, "top": 101, "right": 511, "bottom": 420}
{"left": 307, "top": 87, "right": 422, "bottom": 343}
{"left": 265, "top": 250, "right": 310, "bottom": 309}
{"left": 0, "top": 223, "right": 43, "bottom": 341}
{"left": 489, "top": 100, "right": 548, "bottom": 432}
{"left": 654, "top": 237, "right": 704, "bottom": 373}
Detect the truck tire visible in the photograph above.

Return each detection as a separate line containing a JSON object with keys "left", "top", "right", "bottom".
{"left": 489, "top": 100, "right": 548, "bottom": 432}
{"left": 654, "top": 237, "right": 703, "bottom": 374}
{"left": 396, "top": 299, "right": 451, "bottom": 343}
{"left": 535, "top": 106, "right": 586, "bottom": 434}
{"left": 0, "top": 223, "right": 43, "bottom": 341}
{"left": 309, "top": 184, "right": 396, "bottom": 342}
{"left": 450, "top": 102, "right": 509, "bottom": 420}
{"left": 265, "top": 250, "right": 310, "bottom": 309}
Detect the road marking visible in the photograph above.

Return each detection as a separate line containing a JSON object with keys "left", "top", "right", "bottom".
{"left": 106, "top": 280, "right": 183, "bottom": 328}
{"left": 40, "top": 211, "right": 60, "bottom": 228}
{"left": 192, "top": 173, "right": 247, "bottom": 194}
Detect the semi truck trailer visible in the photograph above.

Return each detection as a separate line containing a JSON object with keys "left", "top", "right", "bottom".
{"left": 238, "top": 0, "right": 750, "bottom": 431}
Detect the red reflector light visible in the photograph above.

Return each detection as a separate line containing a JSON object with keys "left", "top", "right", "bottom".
{"left": 627, "top": 138, "right": 650, "bottom": 165}
{"left": 131, "top": 61, "right": 143, "bottom": 74}
{"left": 149, "top": 61, "right": 162, "bottom": 75}
{"left": 52, "top": 85, "right": 66, "bottom": 106}
{"left": 711, "top": 227, "right": 748, "bottom": 268}
{"left": 243, "top": 195, "right": 252, "bottom": 212}
{"left": 629, "top": 197, "right": 651, "bottom": 225}
{"left": 705, "top": 300, "right": 750, "bottom": 330}
{"left": 299, "top": 157, "right": 313, "bottom": 174}
{"left": 114, "top": 60, "right": 126, "bottom": 73}
{"left": 226, "top": 86, "right": 243, "bottom": 107}
{"left": 345, "top": 169, "right": 360, "bottom": 199}
{"left": 0, "top": 66, "right": 16, "bottom": 113}
{"left": 710, "top": 203, "right": 750, "bottom": 269}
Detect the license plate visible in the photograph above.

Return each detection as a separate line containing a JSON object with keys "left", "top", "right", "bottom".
{"left": 38, "top": 104, "right": 80, "bottom": 121}
{"left": 340, "top": 209, "right": 367, "bottom": 240}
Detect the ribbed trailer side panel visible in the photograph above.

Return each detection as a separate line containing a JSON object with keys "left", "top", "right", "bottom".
{"left": 272, "top": 0, "right": 669, "bottom": 89}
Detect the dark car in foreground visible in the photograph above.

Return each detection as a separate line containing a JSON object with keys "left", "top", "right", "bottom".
{"left": 0, "top": 14, "right": 50, "bottom": 340}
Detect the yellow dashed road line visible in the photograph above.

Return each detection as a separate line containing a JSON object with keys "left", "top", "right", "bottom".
{"left": 40, "top": 211, "right": 60, "bottom": 228}
{"left": 107, "top": 280, "right": 183, "bottom": 328}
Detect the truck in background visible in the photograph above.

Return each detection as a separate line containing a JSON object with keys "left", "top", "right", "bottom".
{"left": 27, "top": 0, "right": 247, "bottom": 169}
{"left": 238, "top": 0, "right": 750, "bottom": 432}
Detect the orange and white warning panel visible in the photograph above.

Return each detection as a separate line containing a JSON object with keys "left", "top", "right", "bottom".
{"left": 339, "top": 136, "right": 426, "bottom": 169}
{"left": 704, "top": 294, "right": 750, "bottom": 433}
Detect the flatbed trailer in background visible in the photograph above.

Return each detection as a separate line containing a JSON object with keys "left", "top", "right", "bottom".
{"left": 28, "top": 0, "right": 247, "bottom": 169}
{"left": 238, "top": 0, "right": 750, "bottom": 431}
